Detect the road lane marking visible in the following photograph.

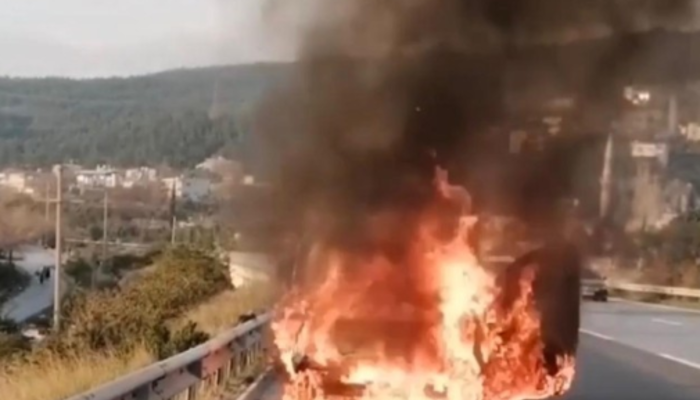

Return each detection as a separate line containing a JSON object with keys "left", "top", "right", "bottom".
{"left": 579, "top": 329, "right": 613, "bottom": 341}
{"left": 581, "top": 324, "right": 700, "bottom": 372}
{"left": 611, "top": 298, "right": 700, "bottom": 315}
{"left": 652, "top": 318, "right": 683, "bottom": 326}
{"left": 658, "top": 353, "right": 700, "bottom": 370}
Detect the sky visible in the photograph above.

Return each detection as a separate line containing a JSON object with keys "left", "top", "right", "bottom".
{"left": 0, "top": 0, "right": 302, "bottom": 78}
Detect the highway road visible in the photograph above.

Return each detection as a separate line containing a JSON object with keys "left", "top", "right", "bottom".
{"left": 1, "top": 246, "right": 56, "bottom": 322}
{"left": 581, "top": 299, "right": 700, "bottom": 368}
{"left": 567, "top": 299, "right": 700, "bottom": 399}
{"left": 247, "top": 299, "right": 700, "bottom": 400}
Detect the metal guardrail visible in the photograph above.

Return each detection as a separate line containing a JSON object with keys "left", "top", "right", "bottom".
{"left": 67, "top": 313, "right": 271, "bottom": 400}
{"left": 608, "top": 281, "right": 700, "bottom": 299}
{"left": 483, "top": 254, "right": 700, "bottom": 300}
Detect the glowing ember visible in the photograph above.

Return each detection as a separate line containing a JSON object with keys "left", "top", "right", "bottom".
{"left": 272, "top": 168, "right": 576, "bottom": 400}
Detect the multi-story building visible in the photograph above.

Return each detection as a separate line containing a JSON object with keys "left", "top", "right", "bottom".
{"left": 75, "top": 165, "right": 117, "bottom": 189}
{"left": 162, "top": 175, "right": 213, "bottom": 203}
{"left": 122, "top": 167, "right": 159, "bottom": 188}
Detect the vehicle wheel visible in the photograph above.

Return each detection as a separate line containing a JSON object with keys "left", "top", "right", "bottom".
{"left": 500, "top": 241, "right": 581, "bottom": 375}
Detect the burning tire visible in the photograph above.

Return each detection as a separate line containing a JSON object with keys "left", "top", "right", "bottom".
{"left": 501, "top": 240, "right": 582, "bottom": 376}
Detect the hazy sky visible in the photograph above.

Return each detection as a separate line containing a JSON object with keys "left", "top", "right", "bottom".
{"left": 0, "top": 0, "right": 300, "bottom": 78}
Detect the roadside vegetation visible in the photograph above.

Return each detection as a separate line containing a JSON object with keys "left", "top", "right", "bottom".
{"left": 0, "top": 245, "right": 274, "bottom": 400}
{"left": 0, "top": 262, "right": 30, "bottom": 306}
{"left": 63, "top": 249, "right": 161, "bottom": 290}
{"left": 617, "top": 214, "right": 700, "bottom": 288}
{"left": 601, "top": 214, "right": 700, "bottom": 308}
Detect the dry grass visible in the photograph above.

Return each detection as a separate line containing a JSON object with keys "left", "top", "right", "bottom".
{"left": 183, "top": 282, "right": 276, "bottom": 335}
{"left": 0, "top": 347, "right": 154, "bottom": 400}
{"left": 636, "top": 259, "right": 700, "bottom": 288}
{"left": 0, "top": 283, "right": 272, "bottom": 400}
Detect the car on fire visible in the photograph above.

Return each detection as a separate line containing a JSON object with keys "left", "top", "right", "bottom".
{"left": 276, "top": 232, "right": 582, "bottom": 400}
{"left": 274, "top": 175, "right": 582, "bottom": 400}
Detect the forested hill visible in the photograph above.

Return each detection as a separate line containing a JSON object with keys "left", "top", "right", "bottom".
{"left": 0, "top": 63, "right": 289, "bottom": 168}
{"left": 6, "top": 28, "right": 700, "bottom": 170}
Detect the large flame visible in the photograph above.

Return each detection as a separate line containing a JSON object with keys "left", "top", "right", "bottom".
{"left": 272, "top": 168, "right": 575, "bottom": 400}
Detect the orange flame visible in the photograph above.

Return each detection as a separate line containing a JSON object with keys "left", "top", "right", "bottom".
{"left": 272, "top": 168, "right": 575, "bottom": 400}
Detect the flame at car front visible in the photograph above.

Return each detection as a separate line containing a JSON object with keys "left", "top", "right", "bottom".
{"left": 272, "top": 168, "right": 576, "bottom": 400}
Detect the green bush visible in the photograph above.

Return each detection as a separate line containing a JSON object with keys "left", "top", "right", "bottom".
{"left": 104, "top": 251, "right": 161, "bottom": 277}
{"left": 0, "top": 318, "right": 20, "bottom": 334}
{"left": 58, "top": 246, "right": 230, "bottom": 354}
{"left": 0, "top": 262, "right": 30, "bottom": 304}
{"left": 64, "top": 259, "right": 94, "bottom": 288}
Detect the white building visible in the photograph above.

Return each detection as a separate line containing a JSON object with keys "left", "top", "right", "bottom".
{"left": 122, "top": 167, "right": 159, "bottom": 188}
{"left": 75, "top": 166, "right": 117, "bottom": 188}
{"left": 196, "top": 155, "right": 231, "bottom": 172}
{"left": 0, "top": 170, "right": 36, "bottom": 195}
{"left": 162, "top": 176, "right": 213, "bottom": 203}
{"left": 630, "top": 141, "right": 669, "bottom": 167}
{"left": 680, "top": 123, "right": 700, "bottom": 142}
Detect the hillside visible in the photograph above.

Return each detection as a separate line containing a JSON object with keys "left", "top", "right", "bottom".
{"left": 5, "top": 29, "right": 700, "bottom": 170}
{"left": 0, "top": 63, "right": 289, "bottom": 168}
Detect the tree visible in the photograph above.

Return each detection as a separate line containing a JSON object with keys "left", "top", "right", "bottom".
{"left": 88, "top": 226, "right": 103, "bottom": 242}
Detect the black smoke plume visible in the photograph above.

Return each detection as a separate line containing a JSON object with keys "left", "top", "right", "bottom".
{"left": 254, "top": 0, "right": 698, "bottom": 271}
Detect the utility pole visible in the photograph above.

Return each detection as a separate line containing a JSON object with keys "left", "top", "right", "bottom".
{"left": 44, "top": 181, "right": 50, "bottom": 247}
{"left": 599, "top": 133, "right": 613, "bottom": 220}
{"left": 44, "top": 181, "right": 50, "bottom": 222}
{"left": 169, "top": 180, "right": 177, "bottom": 245}
{"left": 53, "top": 165, "right": 63, "bottom": 332}
{"left": 171, "top": 215, "right": 177, "bottom": 245}
{"left": 102, "top": 188, "right": 109, "bottom": 261}
{"left": 95, "top": 188, "right": 109, "bottom": 289}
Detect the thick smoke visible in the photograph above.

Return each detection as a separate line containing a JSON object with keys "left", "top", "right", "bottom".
{"left": 255, "top": 0, "right": 697, "bottom": 273}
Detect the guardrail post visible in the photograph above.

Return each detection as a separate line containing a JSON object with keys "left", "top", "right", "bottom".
{"left": 187, "top": 382, "right": 200, "bottom": 400}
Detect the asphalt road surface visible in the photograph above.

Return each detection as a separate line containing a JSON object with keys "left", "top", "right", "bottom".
{"left": 565, "top": 299, "right": 700, "bottom": 399}
{"left": 250, "top": 299, "right": 700, "bottom": 400}
{"left": 1, "top": 246, "right": 56, "bottom": 322}
{"left": 581, "top": 298, "right": 700, "bottom": 368}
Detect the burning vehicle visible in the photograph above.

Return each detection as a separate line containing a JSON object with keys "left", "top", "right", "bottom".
{"left": 251, "top": 1, "right": 663, "bottom": 398}
{"left": 270, "top": 168, "right": 580, "bottom": 400}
